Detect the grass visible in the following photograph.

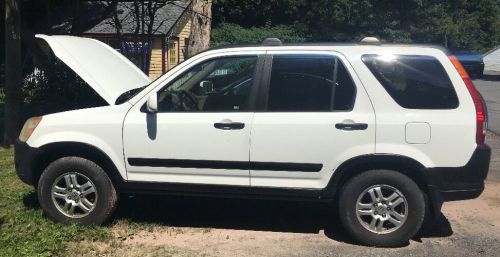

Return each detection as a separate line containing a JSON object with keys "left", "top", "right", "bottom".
{"left": 0, "top": 147, "right": 198, "bottom": 257}
{"left": 0, "top": 147, "right": 110, "bottom": 257}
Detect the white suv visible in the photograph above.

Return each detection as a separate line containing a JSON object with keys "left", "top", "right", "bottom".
{"left": 15, "top": 35, "right": 491, "bottom": 246}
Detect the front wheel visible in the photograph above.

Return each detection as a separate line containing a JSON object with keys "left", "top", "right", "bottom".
{"left": 338, "top": 170, "right": 425, "bottom": 246}
{"left": 37, "top": 157, "right": 118, "bottom": 224}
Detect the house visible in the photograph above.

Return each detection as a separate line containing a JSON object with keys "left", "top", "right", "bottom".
{"left": 54, "top": 1, "right": 192, "bottom": 79}
{"left": 484, "top": 46, "right": 500, "bottom": 76}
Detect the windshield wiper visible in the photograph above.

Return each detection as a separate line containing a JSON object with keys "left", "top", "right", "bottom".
{"left": 115, "top": 85, "right": 147, "bottom": 105}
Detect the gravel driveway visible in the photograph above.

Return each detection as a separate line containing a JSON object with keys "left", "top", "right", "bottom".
{"left": 475, "top": 78, "right": 500, "bottom": 135}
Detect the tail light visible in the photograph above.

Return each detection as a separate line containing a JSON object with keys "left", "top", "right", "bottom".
{"left": 449, "top": 55, "right": 487, "bottom": 144}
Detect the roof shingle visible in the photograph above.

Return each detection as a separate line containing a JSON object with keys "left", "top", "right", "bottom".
{"left": 84, "top": 1, "right": 190, "bottom": 35}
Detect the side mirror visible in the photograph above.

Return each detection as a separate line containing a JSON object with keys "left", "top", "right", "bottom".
{"left": 146, "top": 94, "right": 158, "bottom": 113}
{"left": 199, "top": 80, "right": 214, "bottom": 94}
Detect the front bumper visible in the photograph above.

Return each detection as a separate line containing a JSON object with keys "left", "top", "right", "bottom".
{"left": 14, "top": 140, "right": 40, "bottom": 186}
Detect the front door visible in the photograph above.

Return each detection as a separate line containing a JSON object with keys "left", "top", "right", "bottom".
{"left": 123, "top": 54, "right": 264, "bottom": 186}
{"left": 250, "top": 52, "right": 376, "bottom": 189}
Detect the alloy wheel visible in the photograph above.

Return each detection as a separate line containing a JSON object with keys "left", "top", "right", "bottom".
{"left": 50, "top": 172, "right": 98, "bottom": 218}
{"left": 355, "top": 184, "right": 408, "bottom": 234}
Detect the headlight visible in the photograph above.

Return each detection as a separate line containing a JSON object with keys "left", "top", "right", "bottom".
{"left": 19, "top": 116, "right": 43, "bottom": 142}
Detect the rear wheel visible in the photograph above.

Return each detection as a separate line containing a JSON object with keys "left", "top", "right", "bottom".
{"left": 38, "top": 157, "right": 118, "bottom": 224}
{"left": 338, "top": 170, "right": 425, "bottom": 246}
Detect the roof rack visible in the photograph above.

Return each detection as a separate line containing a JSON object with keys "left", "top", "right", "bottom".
{"left": 262, "top": 38, "right": 282, "bottom": 46}
{"left": 359, "top": 37, "right": 381, "bottom": 45}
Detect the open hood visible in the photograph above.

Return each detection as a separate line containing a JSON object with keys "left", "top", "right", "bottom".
{"left": 36, "top": 34, "right": 151, "bottom": 105}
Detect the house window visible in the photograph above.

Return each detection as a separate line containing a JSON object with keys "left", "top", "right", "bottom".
{"left": 168, "top": 41, "right": 179, "bottom": 68}
{"left": 183, "top": 38, "right": 190, "bottom": 60}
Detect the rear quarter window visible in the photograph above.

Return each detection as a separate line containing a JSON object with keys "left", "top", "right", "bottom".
{"left": 362, "top": 54, "right": 459, "bottom": 109}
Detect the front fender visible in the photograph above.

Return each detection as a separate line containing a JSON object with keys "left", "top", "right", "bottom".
{"left": 27, "top": 131, "right": 127, "bottom": 180}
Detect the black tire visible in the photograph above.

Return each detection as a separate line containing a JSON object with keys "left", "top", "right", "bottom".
{"left": 37, "top": 157, "right": 118, "bottom": 225}
{"left": 338, "top": 170, "right": 425, "bottom": 247}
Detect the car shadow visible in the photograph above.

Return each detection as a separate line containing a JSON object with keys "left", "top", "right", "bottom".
{"left": 113, "top": 194, "right": 331, "bottom": 234}
{"left": 23, "top": 191, "right": 40, "bottom": 209}
{"left": 112, "top": 193, "right": 454, "bottom": 246}
{"left": 480, "top": 75, "right": 500, "bottom": 81}
{"left": 414, "top": 213, "right": 454, "bottom": 240}
{"left": 22, "top": 192, "right": 454, "bottom": 246}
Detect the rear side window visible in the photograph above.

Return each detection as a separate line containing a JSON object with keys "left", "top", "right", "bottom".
{"left": 267, "top": 55, "right": 356, "bottom": 111}
{"left": 362, "top": 55, "right": 459, "bottom": 109}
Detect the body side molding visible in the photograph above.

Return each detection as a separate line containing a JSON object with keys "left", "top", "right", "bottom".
{"left": 128, "top": 158, "right": 323, "bottom": 172}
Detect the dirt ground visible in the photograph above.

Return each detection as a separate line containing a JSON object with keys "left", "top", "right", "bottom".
{"left": 72, "top": 133, "right": 500, "bottom": 257}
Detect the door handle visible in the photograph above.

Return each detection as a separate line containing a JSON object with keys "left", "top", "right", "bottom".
{"left": 214, "top": 122, "right": 245, "bottom": 130}
{"left": 335, "top": 123, "right": 368, "bottom": 131}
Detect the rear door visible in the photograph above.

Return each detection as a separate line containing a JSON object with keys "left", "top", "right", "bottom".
{"left": 249, "top": 51, "right": 376, "bottom": 189}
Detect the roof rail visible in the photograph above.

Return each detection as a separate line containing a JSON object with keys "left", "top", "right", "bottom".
{"left": 359, "top": 37, "right": 381, "bottom": 45}
{"left": 262, "top": 38, "right": 282, "bottom": 46}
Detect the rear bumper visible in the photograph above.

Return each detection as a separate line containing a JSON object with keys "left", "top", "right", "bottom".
{"left": 425, "top": 144, "right": 490, "bottom": 208}
{"left": 14, "top": 140, "right": 40, "bottom": 186}
{"left": 424, "top": 145, "right": 490, "bottom": 217}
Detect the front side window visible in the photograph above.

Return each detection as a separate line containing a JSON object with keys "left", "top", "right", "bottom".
{"left": 362, "top": 54, "right": 459, "bottom": 109}
{"left": 157, "top": 56, "right": 258, "bottom": 112}
{"left": 267, "top": 55, "right": 356, "bottom": 111}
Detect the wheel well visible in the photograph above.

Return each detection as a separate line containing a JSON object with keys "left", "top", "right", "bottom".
{"left": 323, "top": 155, "right": 430, "bottom": 199}
{"left": 32, "top": 142, "right": 124, "bottom": 188}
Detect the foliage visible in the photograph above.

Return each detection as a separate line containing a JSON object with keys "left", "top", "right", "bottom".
{"left": 21, "top": 60, "right": 107, "bottom": 119}
{"left": 0, "top": 147, "right": 111, "bottom": 257}
{"left": 211, "top": 23, "right": 308, "bottom": 46}
{"left": 212, "top": 0, "right": 500, "bottom": 52}
{"left": 212, "top": 0, "right": 307, "bottom": 27}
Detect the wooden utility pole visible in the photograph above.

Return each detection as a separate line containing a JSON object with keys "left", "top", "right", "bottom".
{"left": 187, "top": 0, "right": 211, "bottom": 57}
{"left": 3, "top": 0, "right": 22, "bottom": 146}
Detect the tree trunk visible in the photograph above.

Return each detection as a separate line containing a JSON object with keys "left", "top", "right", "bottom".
{"left": 71, "top": 0, "right": 83, "bottom": 35}
{"left": 187, "top": 0, "right": 211, "bottom": 57}
{"left": 3, "top": 0, "right": 22, "bottom": 147}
